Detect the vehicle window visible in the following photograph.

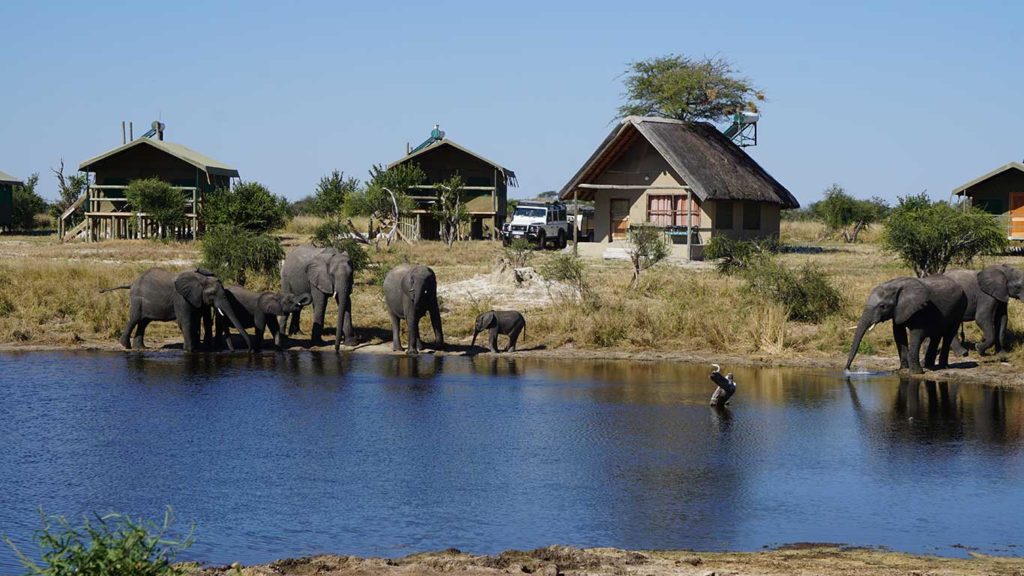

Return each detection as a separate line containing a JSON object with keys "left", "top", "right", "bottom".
{"left": 514, "top": 207, "right": 547, "bottom": 218}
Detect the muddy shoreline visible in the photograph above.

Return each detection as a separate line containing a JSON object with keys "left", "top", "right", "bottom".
{"left": 2, "top": 337, "right": 1021, "bottom": 388}
{"left": 183, "top": 544, "right": 1024, "bottom": 575}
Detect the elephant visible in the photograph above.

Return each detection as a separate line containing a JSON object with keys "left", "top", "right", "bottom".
{"left": 216, "top": 286, "right": 312, "bottom": 351}
{"left": 103, "top": 268, "right": 251, "bottom": 352}
{"left": 846, "top": 275, "right": 967, "bottom": 374}
{"left": 471, "top": 310, "right": 526, "bottom": 352}
{"left": 946, "top": 265, "right": 1024, "bottom": 355}
{"left": 383, "top": 264, "right": 444, "bottom": 354}
{"left": 281, "top": 245, "right": 356, "bottom": 350}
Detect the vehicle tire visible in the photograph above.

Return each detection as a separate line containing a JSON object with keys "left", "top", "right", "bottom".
{"left": 535, "top": 231, "right": 546, "bottom": 249}
{"left": 557, "top": 230, "right": 566, "bottom": 249}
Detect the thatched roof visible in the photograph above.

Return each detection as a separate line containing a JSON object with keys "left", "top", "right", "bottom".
{"left": 79, "top": 138, "right": 239, "bottom": 178}
{"left": 0, "top": 170, "right": 22, "bottom": 185}
{"left": 558, "top": 116, "right": 799, "bottom": 209}
{"left": 388, "top": 138, "right": 517, "bottom": 187}
{"left": 952, "top": 162, "right": 1024, "bottom": 196}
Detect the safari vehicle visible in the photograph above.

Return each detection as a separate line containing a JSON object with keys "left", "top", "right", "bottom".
{"left": 500, "top": 201, "right": 573, "bottom": 249}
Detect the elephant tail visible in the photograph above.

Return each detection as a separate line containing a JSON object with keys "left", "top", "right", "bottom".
{"left": 99, "top": 284, "right": 132, "bottom": 293}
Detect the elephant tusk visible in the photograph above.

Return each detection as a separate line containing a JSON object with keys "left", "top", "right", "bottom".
{"left": 867, "top": 322, "right": 877, "bottom": 332}
{"left": 217, "top": 307, "right": 225, "bottom": 317}
{"left": 333, "top": 291, "right": 337, "bottom": 298}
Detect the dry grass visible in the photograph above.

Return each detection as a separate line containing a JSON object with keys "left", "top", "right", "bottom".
{"left": 4, "top": 230, "right": 1024, "bottom": 368}
{"left": 781, "top": 219, "right": 884, "bottom": 245}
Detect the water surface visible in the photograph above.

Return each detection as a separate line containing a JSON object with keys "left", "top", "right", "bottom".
{"left": 1, "top": 351, "right": 1022, "bottom": 570}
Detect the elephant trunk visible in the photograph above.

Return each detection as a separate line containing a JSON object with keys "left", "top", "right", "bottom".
{"left": 335, "top": 299, "right": 343, "bottom": 350}
{"left": 846, "top": 309, "right": 877, "bottom": 371}
{"left": 471, "top": 327, "right": 480, "bottom": 347}
{"left": 215, "top": 294, "right": 253, "bottom": 351}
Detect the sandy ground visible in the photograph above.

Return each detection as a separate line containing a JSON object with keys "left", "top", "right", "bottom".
{"left": 184, "top": 545, "right": 1024, "bottom": 576}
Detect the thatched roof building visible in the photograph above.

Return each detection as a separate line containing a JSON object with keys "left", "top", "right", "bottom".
{"left": 559, "top": 116, "right": 797, "bottom": 259}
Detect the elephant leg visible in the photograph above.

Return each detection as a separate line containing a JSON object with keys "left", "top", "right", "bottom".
{"left": 428, "top": 301, "right": 444, "bottom": 349}
{"left": 488, "top": 327, "right": 499, "bottom": 353}
{"left": 340, "top": 294, "right": 356, "bottom": 346}
{"left": 253, "top": 321, "right": 264, "bottom": 352}
{"left": 924, "top": 335, "right": 939, "bottom": 369}
{"left": 893, "top": 323, "right": 909, "bottom": 369}
{"left": 907, "top": 329, "right": 925, "bottom": 374}
{"left": 507, "top": 325, "right": 523, "bottom": 352}
{"left": 202, "top": 306, "right": 213, "bottom": 350}
{"left": 121, "top": 304, "right": 140, "bottom": 349}
{"left": 407, "top": 310, "right": 421, "bottom": 355}
{"left": 133, "top": 318, "right": 151, "bottom": 350}
{"left": 390, "top": 313, "right": 404, "bottom": 352}
{"left": 268, "top": 315, "right": 284, "bottom": 348}
{"left": 949, "top": 323, "right": 969, "bottom": 357}
{"left": 310, "top": 290, "right": 328, "bottom": 346}
{"left": 975, "top": 298, "right": 999, "bottom": 355}
{"left": 937, "top": 324, "right": 957, "bottom": 369}
{"left": 996, "top": 302, "right": 1009, "bottom": 353}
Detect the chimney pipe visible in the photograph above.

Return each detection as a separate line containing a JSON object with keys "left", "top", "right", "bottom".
{"left": 157, "top": 122, "right": 164, "bottom": 141}
{"left": 129, "top": 122, "right": 134, "bottom": 140}
{"left": 122, "top": 121, "right": 126, "bottom": 145}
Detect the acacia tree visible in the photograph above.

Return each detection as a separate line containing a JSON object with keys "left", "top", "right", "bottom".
{"left": 618, "top": 54, "right": 764, "bottom": 122}
{"left": 809, "top": 184, "right": 889, "bottom": 243}
{"left": 311, "top": 169, "right": 360, "bottom": 217}
{"left": 49, "top": 159, "right": 90, "bottom": 226}
{"left": 882, "top": 193, "right": 1007, "bottom": 277}
{"left": 626, "top": 224, "right": 670, "bottom": 288}
{"left": 125, "top": 178, "right": 187, "bottom": 239}
{"left": 431, "top": 173, "right": 467, "bottom": 248}
{"left": 9, "top": 173, "right": 45, "bottom": 231}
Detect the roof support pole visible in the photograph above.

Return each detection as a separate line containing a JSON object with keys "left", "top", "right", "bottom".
{"left": 686, "top": 189, "right": 693, "bottom": 260}
{"left": 573, "top": 187, "right": 579, "bottom": 256}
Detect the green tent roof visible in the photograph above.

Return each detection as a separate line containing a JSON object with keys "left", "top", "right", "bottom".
{"left": 78, "top": 138, "right": 239, "bottom": 178}
{"left": 0, "top": 170, "right": 22, "bottom": 185}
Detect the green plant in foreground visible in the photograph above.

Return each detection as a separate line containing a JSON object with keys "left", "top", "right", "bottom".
{"left": 5, "top": 508, "right": 193, "bottom": 576}
{"left": 625, "top": 224, "right": 669, "bottom": 288}
{"left": 201, "top": 225, "right": 284, "bottom": 285}
{"left": 503, "top": 238, "right": 534, "bottom": 267}
{"left": 742, "top": 259, "right": 843, "bottom": 323}
{"left": 125, "top": 178, "right": 187, "bottom": 238}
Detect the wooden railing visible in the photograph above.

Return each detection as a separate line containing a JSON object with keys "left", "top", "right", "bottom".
{"left": 62, "top": 185, "right": 201, "bottom": 242}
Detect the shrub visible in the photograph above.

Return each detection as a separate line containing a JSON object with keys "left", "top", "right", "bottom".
{"left": 124, "top": 178, "right": 187, "bottom": 238}
{"left": 503, "top": 238, "right": 534, "bottom": 267}
{"left": 626, "top": 224, "right": 669, "bottom": 287}
{"left": 882, "top": 193, "right": 1008, "bottom": 277}
{"left": 742, "top": 259, "right": 842, "bottom": 323}
{"left": 9, "top": 174, "right": 46, "bottom": 232}
{"left": 201, "top": 225, "right": 284, "bottom": 285}
{"left": 311, "top": 170, "right": 360, "bottom": 217}
{"left": 431, "top": 173, "right": 468, "bottom": 248}
{"left": 540, "top": 252, "right": 591, "bottom": 299}
{"left": 5, "top": 508, "right": 193, "bottom": 576}
{"left": 311, "top": 219, "right": 370, "bottom": 272}
{"left": 203, "top": 181, "right": 289, "bottom": 234}
{"left": 808, "top": 184, "right": 889, "bottom": 242}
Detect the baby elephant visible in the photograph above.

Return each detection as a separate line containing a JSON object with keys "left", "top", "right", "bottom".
{"left": 217, "top": 286, "right": 312, "bottom": 351}
{"left": 471, "top": 310, "right": 526, "bottom": 353}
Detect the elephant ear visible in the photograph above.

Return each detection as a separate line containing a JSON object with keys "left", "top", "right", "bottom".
{"left": 174, "top": 272, "right": 205, "bottom": 308}
{"left": 979, "top": 266, "right": 1009, "bottom": 303}
{"left": 485, "top": 311, "right": 498, "bottom": 328}
{"left": 893, "top": 281, "right": 929, "bottom": 324}
{"left": 309, "top": 258, "right": 334, "bottom": 294}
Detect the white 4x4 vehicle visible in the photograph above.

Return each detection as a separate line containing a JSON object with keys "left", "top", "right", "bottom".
{"left": 501, "top": 201, "right": 573, "bottom": 249}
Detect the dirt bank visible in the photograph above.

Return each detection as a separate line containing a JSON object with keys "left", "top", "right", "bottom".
{"left": 185, "top": 544, "right": 1024, "bottom": 576}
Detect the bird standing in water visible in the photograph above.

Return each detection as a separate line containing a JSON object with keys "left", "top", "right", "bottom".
{"left": 709, "top": 364, "right": 737, "bottom": 408}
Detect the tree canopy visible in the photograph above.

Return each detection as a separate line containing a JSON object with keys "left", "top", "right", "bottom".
{"left": 9, "top": 173, "right": 45, "bottom": 231}
{"left": 809, "top": 184, "right": 890, "bottom": 243}
{"left": 203, "top": 181, "right": 289, "bottom": 235}
{"left": 125, "top": 178, "right": 187, "bottom": 237}
{"left": 882, "top": 193, "right": 1007, "bottom": 277}
{"left": 618, "top": 54, "right": 764, "bottom": 123}
{"left": 431, "top": 173, "right": 467, "bottom": 248}
{"left": 311, "top": 170, "right": 360, "bottom": 217}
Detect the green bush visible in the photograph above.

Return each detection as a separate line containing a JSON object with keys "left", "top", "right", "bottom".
{"left": 742, "top": 259, "right": 842, "bottom": 322}
{"left": 882, "top": 193, "right": 1007, "bottom": 277}
{"left": 808, "top": 184, "right": 889, "bottom": 242}
{"left": 201, "top": 225, "right": 284, "bottom": 285}
{"left": 503, "top": 238, "right": 534, "bottom": 267}
{"left": 311, "top": 218, "right": 370, "bottom": 272}
{"left": 9, "top": 174, "right": 46, "bottom": 232}
{"left": 5, "top": 508, "right": 193, "bottom": 576}
{"left": 203, "top": 181, "right": 289, "bottom": 234}
{"left": 125, "top": 178, "right": 187, "bottom": 238}
{"left": 311, "top": 170, "right": 360, "bottom": 217}
{"left": 703, "top": 236, "right": 775, "bottom": 274}
{"left": 540, "top": 252, "right": 590, "bottom": 298}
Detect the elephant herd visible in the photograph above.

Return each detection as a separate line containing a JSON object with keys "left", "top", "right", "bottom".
{"left": 846, "top": 264, "right": 1024, "bottom": 374}
{"left": 104, "top": 245, "right": 527, "bottom": 355}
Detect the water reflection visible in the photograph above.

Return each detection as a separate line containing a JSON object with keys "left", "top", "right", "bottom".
{"left": 0, "top": 351, "right": 1022, "bottom": 571}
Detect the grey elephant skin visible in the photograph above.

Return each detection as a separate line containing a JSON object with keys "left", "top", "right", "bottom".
{"left": 217, "top": 286, "right": 311, "bottom": 351}
{"left": 105, "top": 268, "right": 251, "bottom": 352}
{"left": 471, "top": 310, "right": 525, "bottom": 352}
{"left": 383, "top": 264, "right": 444, "bottom": 354}
{"left": 846, "top": 275, "right": 967, "bottom": 374}
{"left": 946, "top": 265, "right": 1024, "bottom": 355}
{"left": 281, "top": 245, "right": 355, "bottom": 350}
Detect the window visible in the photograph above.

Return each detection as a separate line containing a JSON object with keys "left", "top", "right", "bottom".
{"left": 647, "top": 194, "right": 700, "bottom": 227}
{"left": 715, "top": 201, "right": 734, "bottom": 230}
{"left": 743, "top": 201, "right": 761, "bottom": 230}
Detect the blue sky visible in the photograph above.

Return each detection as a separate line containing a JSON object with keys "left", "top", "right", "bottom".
{"left": 1, "top": 0, "right": 1021, "bottom": 207}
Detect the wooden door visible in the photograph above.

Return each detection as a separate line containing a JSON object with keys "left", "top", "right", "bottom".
{"left": 610, "top": 199, "right": 630, "bottom": 241}
{"left": 1011, "top": 193, "right": 1024, "bottom": 239}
